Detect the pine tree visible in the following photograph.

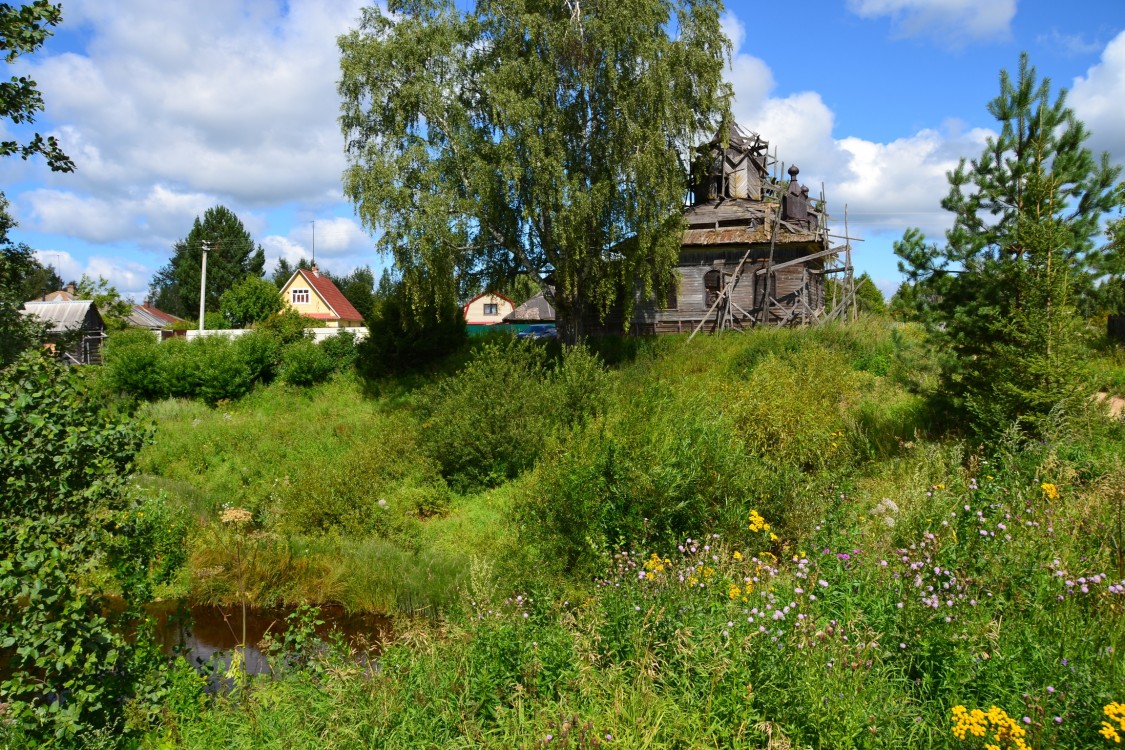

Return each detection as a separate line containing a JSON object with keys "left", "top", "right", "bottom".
{"left": 895, "top": 54, "right": 1119, "bottom": 436}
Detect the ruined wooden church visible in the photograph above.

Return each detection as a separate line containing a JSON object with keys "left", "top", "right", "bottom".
{"left": 628, "top": 122, "right": 855, "bottom": 335}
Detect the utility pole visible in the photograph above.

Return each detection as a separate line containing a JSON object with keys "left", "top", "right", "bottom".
{"left": 199, "top": 240, "right": 210, "bottom": 332}
{"left": 311, "top": 220, "right": 316, "bottom": 267}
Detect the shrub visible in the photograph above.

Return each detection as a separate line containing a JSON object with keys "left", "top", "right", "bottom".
{"left": 103, "top": 328, "right": 165, "bottom": 399}
{"left": 318, "top": 330, "right": 359, "bottom": 372}
{"left": 159, "top": 337, "right": 203, "bottom": 399}
{"left": 257, "top": 307, "right": 314, "bottom": 346}
{"left": 189, "top": 335, "right": 254, "bottom": 404}
{"left": 234, "top": 330, "right": 282, "bottom": 383}
{"left": 202, "top": 310, "right": 230, "bottom": 330}
{"left": 418, "top": 339, "right": 556, "bottom": 492}
{"left": 520, "top": 385, "right": 767, "bottom": 575}
{"left": 726, "top": 345, "right": 866, "bottom": 471}
{"left": 281, "top": 420, "right": 449, "bottom": 538}
{"left": 358, "top": 285, "right": 467, "bottom": 376}
{"left": 220, "top": 275, "right": 284, "bottom": 328}
{"left": 0, "top": 354, "right": 166, "bottom": 743}
{"left": 279, "top": 339, "right": 335, "bottom": 387}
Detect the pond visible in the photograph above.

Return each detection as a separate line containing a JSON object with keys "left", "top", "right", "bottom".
{"left": 150, "top": 602, "right": 392, "bottom": 677}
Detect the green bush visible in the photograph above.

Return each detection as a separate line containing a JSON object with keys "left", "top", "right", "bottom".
{"left": 318, "top": 330, "right": 359, "bottom": 372}
{"left": 103, "top": 328, "right": 165, "bottom": 399}
{"left": 0, "top": 354, "right": 166, "bottom": 743}
{"left": 521, "top": 385, "right": 767, "bottom": 575}
{"left": 282, "top": 420, "right": 449, "bottom": 538}
{"left": 191, "top": 335, "right": 254, "bottom": 403}
{"left": 418, "top": 340, "right": 556, "bottom": 492}
{"left": 159, "top": 337, "right": 203, "bottom": 399}
{"left": 258, "top": 307, "right": 315, "bottom": 346}
{"left": 220, "top": 275, "right": 284, "bottom": 328}
{"left": 234, "top": 330, "right": 282, "bottom": 383}
{"left": 279, "top": 339, "right": 336, "bottom": 386}
{"left": 727, "top": 344, "right": 866, "bottom": 471}
{"left": 358, "top": 286, "right": 467, "bottom": 376}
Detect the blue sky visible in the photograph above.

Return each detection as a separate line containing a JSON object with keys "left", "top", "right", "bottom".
{"left": 3, "top": 0, "right": 1123, "bottom": 301}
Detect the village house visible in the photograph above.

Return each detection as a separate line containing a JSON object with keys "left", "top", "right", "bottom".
{"left": 279, "top": 264, "right": 364, "bottom": 327}
{"left": 20, "top": 299, "right": 106, "bottom": 365}
{"left": 463, "top": 291, "right": 515, "bottom": 326}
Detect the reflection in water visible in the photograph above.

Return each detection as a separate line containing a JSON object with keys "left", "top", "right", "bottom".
{"left": 150, "top": 602, "right": 391, "bottom": 677}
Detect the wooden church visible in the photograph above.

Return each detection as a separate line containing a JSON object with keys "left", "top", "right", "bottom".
{"left": 627, "top": 122, "right": 855, "bottom": 335}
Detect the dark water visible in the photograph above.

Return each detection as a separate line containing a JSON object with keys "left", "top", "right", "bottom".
{"left": 150, "top": 602, "right": 392, "bottom": 677}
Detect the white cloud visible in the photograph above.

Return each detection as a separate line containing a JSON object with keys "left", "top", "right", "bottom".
{"left": 33, "top": 249, "right": 152, "bottom": 300}
{"left": 262, "top": 216, "right": 376, "bottom": 276}
{"left": 723, "top": 15, "right": 994, "bottom": 243}
{"left": 1071, "top": 30, "right": 1125, "bottom": 165}
{"left": 847, "top": 0, "right": 1017, "bottom": 44}
{"left": 20, "top": 186, "right": 218, "bottom": 247}
{"left": 3, "top": 0, "right": 366, "bottom": 251}
{"left": 835, "top": 126, "right": 991, "bottom": 235}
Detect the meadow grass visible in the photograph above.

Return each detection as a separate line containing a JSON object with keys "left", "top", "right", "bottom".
{"left": 134, "top": 318, "right": 1125, "bottom": 748}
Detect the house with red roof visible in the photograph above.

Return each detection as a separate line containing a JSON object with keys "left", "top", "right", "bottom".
{"left": 279, "top": 264, "right": 364, "bottom": 328}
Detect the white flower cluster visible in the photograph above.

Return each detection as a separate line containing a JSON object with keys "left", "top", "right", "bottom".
{"left": 873, "top": 498, "right": 899, "bottom": 528}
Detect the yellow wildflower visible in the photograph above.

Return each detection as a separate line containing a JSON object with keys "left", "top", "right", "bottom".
{"left": 1041, "top": 483, "right": 1060, "bottom": 501}
{"left": 733, "top": 551, "right": 743, "bottom": 561}
{"left": 728, "top": 584, "right": 741, "bottom": 600}
{"left": 1102, "top": 702, "right": 1125, "bottom": 743}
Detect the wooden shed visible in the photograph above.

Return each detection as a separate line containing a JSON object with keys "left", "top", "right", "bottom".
{"left": 619, "top": 123, "right": 855, "bottom": 335}
{"left": 20, "top": 300, "right": 107, "bottom": 365}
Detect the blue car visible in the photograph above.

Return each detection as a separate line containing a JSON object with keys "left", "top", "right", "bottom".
{"left": 516, "top": 324, "right": 558, "bottom": 340}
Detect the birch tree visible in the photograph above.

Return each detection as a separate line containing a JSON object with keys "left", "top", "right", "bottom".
{"left": 338, "top": 0, "right": 730, "bottom": 342}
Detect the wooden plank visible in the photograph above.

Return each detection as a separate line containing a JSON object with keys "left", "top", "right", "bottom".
{"left": 753, "top": 244, "right": 843, "bottom": 275}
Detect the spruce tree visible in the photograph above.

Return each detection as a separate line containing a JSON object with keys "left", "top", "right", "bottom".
{"left": 150, "top": 206, "right": 266, "bottom": 318}
{"left": 895, "top": 54, "right": 1119, "bottom": 436}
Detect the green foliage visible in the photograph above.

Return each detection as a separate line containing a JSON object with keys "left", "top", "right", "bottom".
{"left": 279, "top": 339, "right": 335, "bottom": 387}
{"left": 233, "top": 328, "right": 281, "bottom": 383}
{"left": 74, "top": 273, "right": 133, "bottom": 330}
{"left": 318, "top": 329, "right": 359, "bottom": 372}
{"left": 150, "top": 205, "right": 266, "bottom": 318}
{"left": 338, "top": 0, "right": 730, "bottom": 341}
{"left": 104, "top": 324, "right": 354, "bottom": 403}
{"left": 418, "top": 339, "right": 549, "bottom": 492}
{"left": 418, "top": 339, "right": 607, "bottom": 493}
{"left": 1089, "top": 182, "right": 1125, "bottom": 315}
{"left": 0, "top": 354, "right": 168, "bottom": 743}
{"left": 854, "top": 272, "right": 887, "bottom": 315}
{"left": 155, "top": 427, "right": 1125, "bottom": 749}
{"left": 0, "top": 1, "right": 73, "bottom": 172}
{"left": 895, "top": 54, "right": 1118, "bottom": 437}
{"left": 219, "top": 274, "right": 284, "bottom": 328}
{"left": 0, "top": 237, "right": 48, "bottom": 366}
{"left": 103, "top": 327, "right": 165, "bottom": 399}
{"left": 358, "top": 273, "right": 468, "bottom": 376}
{"left": 282, "top": 424, "right": 450, "bottom": 537}
{"left": 257, "top": 306, "right": 314, "bottom": 346}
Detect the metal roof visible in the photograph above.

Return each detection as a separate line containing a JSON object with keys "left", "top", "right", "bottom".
{"left": 21, "top": 300, "right": 99, "bottom": 333}
{"left": 127, "top": 303, "right": 183, "bottom": 329}
{"left": 504, "top": 293, "right": 555, "bottom": 322}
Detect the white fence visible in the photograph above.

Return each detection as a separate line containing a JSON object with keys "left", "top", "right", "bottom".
{"left": 185, "top": 327, "right": 369, "bottom": 343}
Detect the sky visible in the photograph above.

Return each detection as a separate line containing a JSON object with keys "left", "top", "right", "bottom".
{"left": 3, "top": 0, "right": 1124, "bottom": 302}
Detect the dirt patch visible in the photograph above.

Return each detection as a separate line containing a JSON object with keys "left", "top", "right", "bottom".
{"left": 1095, "top": 392, "right": 1125, "bottom": 418}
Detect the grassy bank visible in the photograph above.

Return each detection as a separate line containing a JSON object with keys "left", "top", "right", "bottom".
{"left": 128, "top": 319, "right": 1125, "bottom": 748}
